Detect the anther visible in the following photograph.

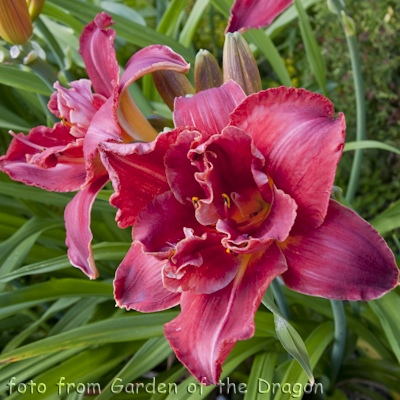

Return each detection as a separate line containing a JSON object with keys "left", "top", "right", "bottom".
{"left": 192, "top": 197, "right": 200, "bottom": 208}
{"left": 226, "top": 248, "right": 232, "bottom": 254}
{"left": 61, "top": 117, "right": 73, "bottom": 128}
{"left": 222, "top": 193, "right": 231, "bottom": 208}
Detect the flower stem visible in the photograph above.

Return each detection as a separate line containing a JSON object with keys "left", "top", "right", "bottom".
{"left": 270, "top": 279, "right": 291, "bottom": 320}
{"left": 329, "top": 0, "right": 366, "bottom": 204}
{"left": 330, "top": 299, "right": 347, "bottom": 386}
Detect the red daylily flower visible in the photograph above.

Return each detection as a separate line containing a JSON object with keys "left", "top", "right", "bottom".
{"left": 0, "top": 12, "right": 190, "bottom": 279}
{"left": 99, "top": 81, "right": 399, "bottom": 385}
{"left": 226, "top": 0, "right": 294, "bottom": 33}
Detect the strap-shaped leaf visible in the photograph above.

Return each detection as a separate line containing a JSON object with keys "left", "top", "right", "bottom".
{"left": 0, "top": 312, "right": 178, "bottom": 363}
{"left": 262, "top": 289, "right": 314, "bottom": 384}
{"left": 344, "top": 140, "right": 400, "bottom": 156}
{"left": 295, "top": 0, "right": 327, "bottom": 95}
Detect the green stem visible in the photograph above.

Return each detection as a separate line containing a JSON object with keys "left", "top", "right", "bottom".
{"left": 330, "top": 299, "right": 347, "bottom": 387}
{"left": 330, "top": 0, "right": 366, "bottom": 204}
{"left": 270, "top": 279, "right": 291, "bottom": 320}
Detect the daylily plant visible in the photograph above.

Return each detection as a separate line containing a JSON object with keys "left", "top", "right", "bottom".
{"left": 99, "top": 81, "right": 399, "bottom": 385}
{"left": 0, "top": 13, "right": 190, "bottom": 278}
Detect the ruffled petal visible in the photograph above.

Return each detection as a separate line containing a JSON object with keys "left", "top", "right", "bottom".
{"left": 64, "top": 174, "right": 109, "bottom": 279}
{"left": 118, "top": 45, "right": 190, "bottom": 142}
{"left": 164, "top": 128, "right": 210, "bottom": 204}
{"left": 48, "top": 80, "right": 107, "bottom": 138}
{"left": 79, "top": 12, "right": 120, "bottom": 98}
{"left": 134, "top": 191, "right": 203, "bottom": 258}
{"left": 114, "top": 242, "right": 181, "bottom": 312}
{"left": 164, "top": 243, "right": 287, "bottom": 385}
{"left": 280, "top": 200, "right": 399, "bottom": 301}
{"left": 99, "top": 128, "right": 183, "bottom": 228}
{"left": 83, "top": 93, "right": 122, "bottom": 184}
{"left": 230, "top": 87, "right": 346, "bottom": 233}
{"left": 0, "top": 124, "right": 86, "bottom": 192}
{"left": 163, "top": 231, "right": 241, "bottom": 294}
{"left": 174, "top": 80, "right": 246, "bottom": 136}
{"left": 218, "top": 184, "right": 297, "bottom": 254}
{"left": 226, "top": 0, "right": 294, "bottom": 33}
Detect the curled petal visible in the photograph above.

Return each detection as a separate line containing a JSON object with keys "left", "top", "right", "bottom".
{"left": 118, "top": 45, "right": 190, "bottom": 142}
{"left": 280, "top": 200, "right": 399, "bottom": 301}
{"left": 226, "top": 0, "right": 294, "bottom": 33}
{"left": 99, "top": 128, "right": 184, "bottom": 228}
{"left": 218, "top": 185, "right": 297, "bottom": 253}
{"left": 114, "top": 242, "right": 181, "bottom": 312}
{"left": 79, "top": 12, "right": 120, "bottom": 98}
{"left": 134, "top": 191, "right": 202, "bottom": 258}
{"left": 165, "top": 128, "right": 210, "bottom": 205}
{"left": 174, "top": 80, "right": 246, "bottom": 136}
{"left": 164, "top": 243, "right": 287, "bottom": 385}
{"left": 83, "top": 93, "right": 121, "bottom": 185}
{"left": 48, "top": 80, "right": 106, "bottom": 138}
{"left": 65, "top": 174, "right": 109, "bottom": 279}
{"left": 0, "top": 124, "right": 86, "bottom": 192}
{"left": 230, "top": 87, "right": 346, "bottom": 233}
{"left": 163, "top": 231, "right": 242, "bottom": 294}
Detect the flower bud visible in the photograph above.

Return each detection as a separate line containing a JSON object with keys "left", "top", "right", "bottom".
{"left": 194, "top": 49, "right": 223, "bottom": 92}
{"left": 26, "top": 0, "right": 46, "bottom": 22}
{"left": 0, "top": 0, "right": 33, "bottom": 45}
{"left": 223, "top": 32, "right": 262, "bottom": 95}
{"left": 152, "top": 70, "right": 195, "bottom": 111}
{"left": 340, "top": 10, "right": 356, "bottom": 37}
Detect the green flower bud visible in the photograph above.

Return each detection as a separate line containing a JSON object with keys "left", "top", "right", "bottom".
{"left": 26, "top": 0, "right": 46, "bottom": 22}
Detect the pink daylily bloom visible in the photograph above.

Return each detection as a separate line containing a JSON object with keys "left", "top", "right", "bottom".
{"left": 0, "top": 12, "right": 190, "bottom": 279}
{"left": 99, "top": 81, "right": 399, "bottom": 385}
{"left": 226, "top": 0, "right": 295, "bottom": 33}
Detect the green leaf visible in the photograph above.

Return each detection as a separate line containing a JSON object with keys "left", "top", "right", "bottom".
{"left": 0, "top": 312, "right": 178, "bottom": 363}
{"left": 245, "top": 29, "right": 293, "bottom": 87}
{"left": 9, "top": 342, "right": 144, "bottom": 400}
{"left": 2, "top": 298, "right": 79, "bottom": 353}
{"left": 262, "top": 290, "right": 314, "bottom": 384}
{"left": 0, "top": 279, "right": 113, "bottom": 319}
{"left": 370, "top": 198, "right": 400, "bottom": 235}
{"left": 266, "top": 0, "right": 323, "bottom": 38}
{"left": 0, "top": 65, "right": 52, "bottom": 95}
{"left": 294, "top": 0, "right": 327, "bottom": 95}
{"left": 48, "top": 0, "right": 195, "bottom": 63}
{"left": 0, "top": 229, "right": 48, "bottom": 292}
{"left": 344, "top": 140, "right": 400, "bottom": 156}
{"left": 0, "top": 242, "right": 129, "bottom": 283}
{"left": 370, "top": 291, "right": 400, "bottom": 365}
{"left": 0, "top": 349, "right": 83, "bottom": 394}
{"left": 0, "top": 182, "right": 113, "bottom": 212}
{"left": 179, "top": 0, "right": 209, "bottom": 48}
{"left": 0, "top": 104, "right": 33, "bottom": 132}
{"left": 42, "top": 1, "right": 84, "bottom": 35}
{"left": 244, "top": 352, "right": 278, "bottom": 400}
{"left": 96, "top": 337, "right": 173, "bottom": 400}
{"left": 150, "top": 365, "right": 186, "bottom": 400}
{"left": 157, "top": 0, "right": 189, "bottom": 35}
{"left": 165, "top": 337, "right": 272, "bottom": 400}
{"left": 273, "top": 322, "right": 334, "bottom": 400}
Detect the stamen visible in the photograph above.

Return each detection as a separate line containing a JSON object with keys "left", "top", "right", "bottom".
{"left": 192, "top": 197, "right": 199, "bottom": 208}
{"left": 9, "top": 131, "right": 46, "bottom": 152}
{"left": 226, "top": 248, "right": 232, "bottom": 254}
{"left": 222, "top": 193, "right": 231, "bottom": 208}
{"left": 249, "top": 211, "right": 258, "bottom": 218}
{"left": 61, "top": 117, "right": 74, "bottom": 128}
{"left": 168, "top": 250, "right": 176, "bottom": 259}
